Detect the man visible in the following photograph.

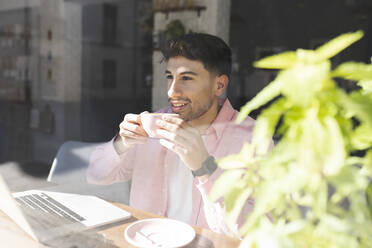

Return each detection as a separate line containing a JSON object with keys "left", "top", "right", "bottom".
{"left": 87, "top": 33, "right": 255, "bottom": 235}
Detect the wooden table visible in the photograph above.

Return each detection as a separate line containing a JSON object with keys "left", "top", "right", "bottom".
{"left": 0, "top": 201, "right": 241, "bottom": 248}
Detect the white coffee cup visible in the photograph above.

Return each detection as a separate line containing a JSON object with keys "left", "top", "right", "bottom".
{"left": 140, "top": 113, "right": 179, "bottom": 138}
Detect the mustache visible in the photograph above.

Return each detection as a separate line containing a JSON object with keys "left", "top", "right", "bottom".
{"left": 168, "top": 98, "right": 191, "bottom": 103}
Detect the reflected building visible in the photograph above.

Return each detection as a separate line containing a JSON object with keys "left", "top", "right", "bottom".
{"left": 0, "top": 0, "right": 152, "bottom": 163}
{"left": 0, "top": 1, "right": 39, "bottom": 162}
{"left": 80, "top": 0, "right": 152, "bottom": 142}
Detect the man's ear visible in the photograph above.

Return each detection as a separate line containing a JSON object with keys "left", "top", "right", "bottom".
{"left": 215, "top": 74, "right": 229, "bottom": 97}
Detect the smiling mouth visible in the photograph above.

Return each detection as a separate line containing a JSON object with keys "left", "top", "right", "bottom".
{"left": 170, "top": 101, "right": 189, "bottom": 112}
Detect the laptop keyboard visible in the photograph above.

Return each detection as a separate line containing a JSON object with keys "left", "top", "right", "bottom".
{"left": 15, "top": 193, "right": 85, "bottom": 223}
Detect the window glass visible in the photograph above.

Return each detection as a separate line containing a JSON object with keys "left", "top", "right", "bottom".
{"left": 0, "top": 0, "right": 369, "bottom": 186}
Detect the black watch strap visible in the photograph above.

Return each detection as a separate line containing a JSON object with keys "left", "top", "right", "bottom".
{"left": 192, "top": 156, "right": 217, "bottom": 177}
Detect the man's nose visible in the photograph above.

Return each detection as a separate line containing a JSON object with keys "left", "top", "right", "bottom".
{"left": 168, "top": 79, "right": 182, "bottom": 98}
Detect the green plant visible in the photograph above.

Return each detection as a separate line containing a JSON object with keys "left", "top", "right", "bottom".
{"left": 164, "top": 19, "right": 186, "bottom": 38}
{"left": 210, "top": 31, "right": 372, "bottom": 248}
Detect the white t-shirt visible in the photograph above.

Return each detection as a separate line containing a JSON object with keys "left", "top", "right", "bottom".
{"left": 166, "top": 158, "right": 193, "bottom": 223}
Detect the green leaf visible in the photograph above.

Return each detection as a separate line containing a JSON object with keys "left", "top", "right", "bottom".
{"left": 358, "top": 80, "right": 372, "bottom": 93}
{"left": 240, "top": 143, "right": 256, "bottom": 161}
{"left": 254, "top": 51, "right": 298, "bottom": 69}
{"left": 296, "top": 107, "right": 323, "bottom": 156}
{"left": 344, "top": 91, "right": 372, "bottom": 127}
{"left": 333, "top": 62, "right": 372, "bottom": 81}
{"left": 364, "top": 150, "right": 372, "bottom": 177}
{"left": 263, "top": 139, "right": 296, "bottom": 166}
{"left": 217, "top": 154, "right": 249, "bottom": 170}
{"left": 280, "top": 61, "right": 331, "bottom": 106}
{"left": 315, "top": 218, "right": 360, "bottom": 248}
{"left": 312, "top": 180, "right": 328, "bottom": 216}
{"left": 240, "top": 219, "right": 286, "bottom": 248}
{"left": 321, "top": 215, "right": 351, "bottom": 233}
{"left": 217, "top": 143, "right": 262, "bottom": 170}
{"left": 225, "top": 187, "right": 252, "bottom": 229}
{"left": 295, "top": 49, "right": 318, "bottom": 64}
{"left": 365, "top": 150, "right": 372, "bottom": 167}
{"left": 277, "top": 163, "right": 309, "bottom": 194}
{"left": 281, "top": 220, "right": 306, "bottom": 235}
{"left": 237, "top": 78, "right": 283, "bottom": 122}
{"left": 209, "top": 169, "right": 245, "bottom": 202}
{"left": 253, "top": 31, "right": 364, "bottom": 70}
{"left": 314, "top": 30, "right": 364, "bottom": 61}
{"left": 350, "top": 124, "right": 372, "bottom": 150}
{"left": 321, "top": 117, "right": 346, "bottom": 176}
{"left": 254, "top": 181, "right": 281, "bottom": 216}
{"left": 329, "top": 165, "right": 367, "bottom": 203}
{"left": 252, "top": 98, "right": 285, "bottom": 155}
{"left": 348, "top": 193, "right": 371, "bottom": 223}
{"left": 366, "top": 181, "right": 372, "bottom": 221}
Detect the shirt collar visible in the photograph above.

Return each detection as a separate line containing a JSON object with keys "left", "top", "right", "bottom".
{"left": 206, "top": 98, "right": 236, "bottom": 139}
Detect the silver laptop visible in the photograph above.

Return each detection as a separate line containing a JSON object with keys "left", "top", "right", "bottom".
{"left": 0, "top": 174, "right": 131, "bottom": 244}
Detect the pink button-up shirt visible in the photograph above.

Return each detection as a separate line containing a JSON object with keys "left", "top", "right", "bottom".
{"left": 87, "top": 99, "right": 256, "bottom": 235}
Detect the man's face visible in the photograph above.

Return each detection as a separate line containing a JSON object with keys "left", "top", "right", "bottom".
{"left": 166, "top": 56, "right": 220, "bottom": 122}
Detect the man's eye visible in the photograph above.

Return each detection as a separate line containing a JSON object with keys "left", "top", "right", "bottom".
{"left": 181, "top": 76, "right": 192, "bottom": 81}
{"left": 166, "top": 75, "right": 173, "bottom": 80}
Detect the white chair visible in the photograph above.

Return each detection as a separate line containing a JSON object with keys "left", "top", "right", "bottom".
{"left": 47, "top": 141, "right": 130, "bottom": 204}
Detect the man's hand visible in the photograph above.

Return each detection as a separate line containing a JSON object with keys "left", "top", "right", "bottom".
{"left": 155, "top": 115, "right": 209, "bottom": 172}
{"left": 114, "top": 112, "right": 148, "bottom": 154}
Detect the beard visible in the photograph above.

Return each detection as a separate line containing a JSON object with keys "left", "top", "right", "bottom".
{"left": 173, "top": 96, "right": 214, "bottom": 122}
{"left": 184, "top": 100, "right": 213, "bottom": 121}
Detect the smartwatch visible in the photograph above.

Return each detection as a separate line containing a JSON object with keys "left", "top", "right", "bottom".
{"left": 192, "top": 156, "right": 217, "bottom": 177}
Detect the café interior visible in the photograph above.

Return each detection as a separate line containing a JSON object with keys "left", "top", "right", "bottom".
{"left": 0, "top": 0, "right": 371, "bottom": 247}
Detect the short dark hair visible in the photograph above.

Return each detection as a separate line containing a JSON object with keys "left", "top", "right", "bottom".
{"left": 162, "top": 33, "right": 232, "bottom": 79}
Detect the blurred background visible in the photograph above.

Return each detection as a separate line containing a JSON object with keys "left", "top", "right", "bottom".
{"left": 0, "top": 0, "right": 371, "bottom": 182}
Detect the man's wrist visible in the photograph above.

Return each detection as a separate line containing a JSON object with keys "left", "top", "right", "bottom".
{"left": 191, "top": 156, "right": 217, "bottom": 177}
{"left": 197, "top": 174, "right": 210, "bottom": 184}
